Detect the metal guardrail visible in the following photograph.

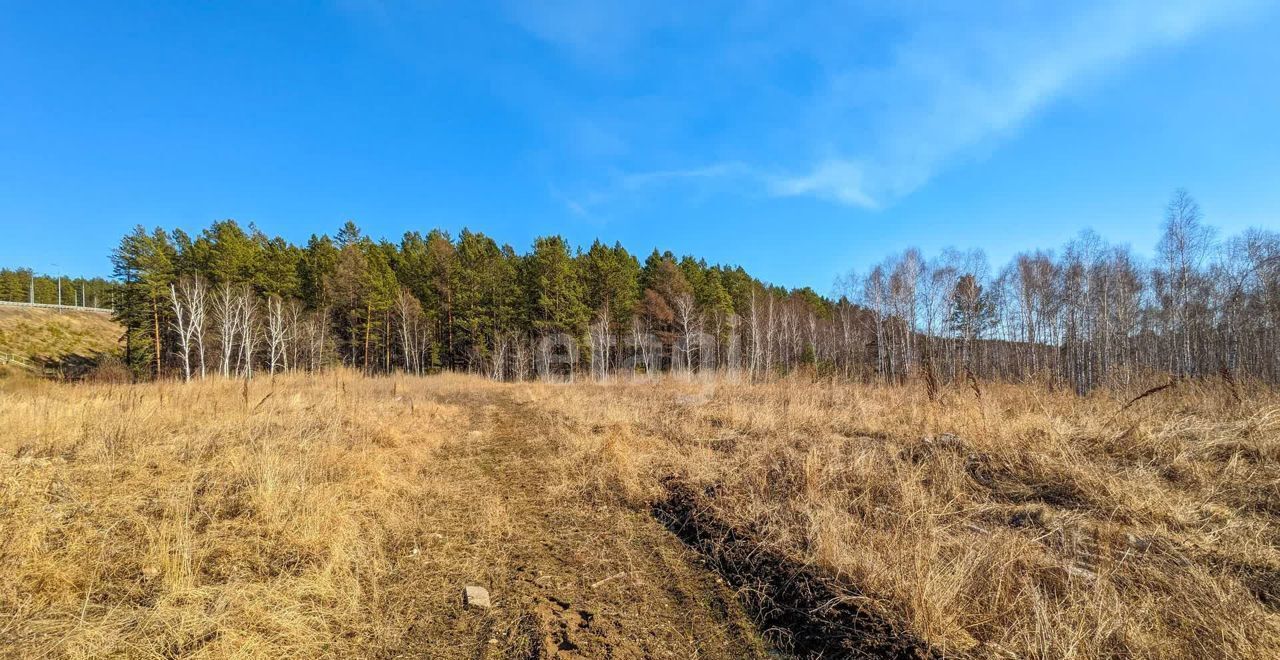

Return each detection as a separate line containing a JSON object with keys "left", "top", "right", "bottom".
{"left": 0, "top": 352, "right": 37, "bottom": 371}
{"left": 0, "top": 300, "right": 113, "bottom": 314}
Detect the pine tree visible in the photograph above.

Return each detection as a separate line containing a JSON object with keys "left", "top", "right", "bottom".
{"left": 111, "top": 226, "right": 175, "bottom": 378}
{"left": 253, "top": 231, "right": 302, "bottom": 299}
{"left": 336, "top": 220, "right": 362, "bottom": 248}
{"left": 524, "top": 236, "right": 589, "bottom": 339}
{"left": 196, "top": 220, "right": 260, "bottom": 286}
{"left": 329, "top": 241, "right": 370, "bottom": 368}
{"left": 363, "top": 240, "right": 399, "bottom": 372}
{"left": 638, "top": 253, "right": 691, "bottom": 364}
{"left": 454, "top": 230, "right": 520, "bottom": 370}
{"left": 299, "top": 234, "right": 338, "bottom": 311}
{"left": 396, "top": 230, "right": 459, "bottom": 368}
{"left": 582, "top": 240, "right": 641, "bottom": 330}
{"left": 947, "top": 273, "right": 996, "bottom": 365}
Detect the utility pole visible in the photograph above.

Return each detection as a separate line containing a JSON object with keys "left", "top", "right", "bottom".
{"left": 29, "top": 272, "right": 34, "bottom": 304}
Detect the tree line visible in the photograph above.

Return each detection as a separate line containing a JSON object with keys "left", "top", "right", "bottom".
{"left": 0, "top": 269, "right": 118, "bottom": 308}
{"left": 840, "top": 189, "right": 1279, "bottom": 391}
{"left": 89, "top": 188, "right": 1280, "bottom": 389}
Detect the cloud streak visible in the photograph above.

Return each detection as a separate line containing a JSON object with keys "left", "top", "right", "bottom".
{"left": 506, "top": 0, "right": 1267, "bottom": 211}
{"left": 769, "top": 0, "right": 1266, "bottom": 208}
{"left": 558, "top": 162, "right": 753, "bottom": 218}
{"left": 767, "top": 159, "right": 877, "bottom": 209}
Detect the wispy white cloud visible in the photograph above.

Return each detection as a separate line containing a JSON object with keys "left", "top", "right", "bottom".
{"left": 501, "top": 0, "right": 686, "bottom": 68}
{"left": 564, "top": 159, "right": 878, "bottom": 217}
{"left": 558, "top": 162, "right": 752, "bottom": 219}
{"left": 767, "top": 159, "right": 877, "bottom": 209}
{"left": 548, "top": 183, "right": 607, "bottom": 219}
{"left": 504, "top": 0, "right": 1268, "bottom": 210}
{"left": 766, "top": 0, "right": 1268, "bottom": 208}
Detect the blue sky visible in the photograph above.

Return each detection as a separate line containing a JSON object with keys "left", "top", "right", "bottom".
{"left": 2, "top": 1, "right": 1278, "bottom": 291}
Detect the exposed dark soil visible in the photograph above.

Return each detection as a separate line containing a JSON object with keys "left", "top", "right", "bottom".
{"left": 653, "top": 478, "right": 944, "bottom": 660}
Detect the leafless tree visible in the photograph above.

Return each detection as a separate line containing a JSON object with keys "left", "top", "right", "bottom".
{"left": 212, "top": 283, "right": 241, "bottom": 378}
{"left": 237, "top": 290, "right": 259, "bottom": 379}
{"left": 265, "top": 295, "right": 289, "bottom": 375}
{"left": 394, "top": 288, "right": 426, "bottom": 374}
{"left": 1157, "top": 189, "right": 1214, "bottom": 375}
{"left": 671, "top": 290, "right": 700, "bottom": 372}
{"left": 589, "top": 312, "right": 611, "bottom": 380}
{"left": 168, "top": 276, "right": 207, "bottom": 381}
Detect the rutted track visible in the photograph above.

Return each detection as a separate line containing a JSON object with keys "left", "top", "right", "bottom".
{"left": 653, "top": 479, "right": 943, "bottom": 660}
{"left": 378, "top": 390, "right": 769, "bottom": 658}
{"left": 448, "top": 389, "right": 945, "bottom": 659}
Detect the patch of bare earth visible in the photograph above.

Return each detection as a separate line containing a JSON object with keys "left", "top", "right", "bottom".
{"left": 654, "top": 478, "right": 939, "bottom": 659}
{"left": 370, "top": 391, "right": 767, "bottom": 659}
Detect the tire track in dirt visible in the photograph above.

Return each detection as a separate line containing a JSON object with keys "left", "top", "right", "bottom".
{"left": 376, "top": 389, "right": 768, "bottom": 659}
{"left": 653, "top": 480, "right": 942, "bottom": 660}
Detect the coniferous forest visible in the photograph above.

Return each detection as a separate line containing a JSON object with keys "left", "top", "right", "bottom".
{"left": 0, "top": 270, "right": 117, "bottom": 308}
{"left": 7, "top": 189, "right": 1276, "bottom": 390}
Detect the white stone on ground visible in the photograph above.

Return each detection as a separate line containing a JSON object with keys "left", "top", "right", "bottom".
{"left": 463, "top": 585, "right": 491, "bottom": 609}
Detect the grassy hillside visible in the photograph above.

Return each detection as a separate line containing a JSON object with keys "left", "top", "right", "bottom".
{"left": 0, "top": 305, "right": 122, "bottom": 375}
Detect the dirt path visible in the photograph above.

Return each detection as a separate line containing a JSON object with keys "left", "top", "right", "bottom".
{"left": 372, "top": 389, "right": 769, "bottom": 659}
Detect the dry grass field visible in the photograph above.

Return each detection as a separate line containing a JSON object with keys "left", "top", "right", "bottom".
{"left": 2, "top": 371, "right": 1278, "bottom": 658}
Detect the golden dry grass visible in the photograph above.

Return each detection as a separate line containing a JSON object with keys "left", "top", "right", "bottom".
{"left": 1, "top": 372, "right": 477, "bottom": 657}
{"left": 0, "top": 307, "right": 121, "bottom": 373}
{"left": 2, "top": 371, "right": 1278, "bottom": 658}
{"left": 537, "top": 376, "right": 1280, "bottom": 658}
{"left": 0, "top": 372, "right": 766, "bottom": 659}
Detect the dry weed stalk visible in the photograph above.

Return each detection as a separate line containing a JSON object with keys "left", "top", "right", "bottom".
{"left": 1106, "top": 379, "right": 1179, "bottom": 427}
{"left": 965, "top": 365, "right": 983, "bottom": 400}
{"left": 1221, "top": 365, "right": 1243, "bottom": 406}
